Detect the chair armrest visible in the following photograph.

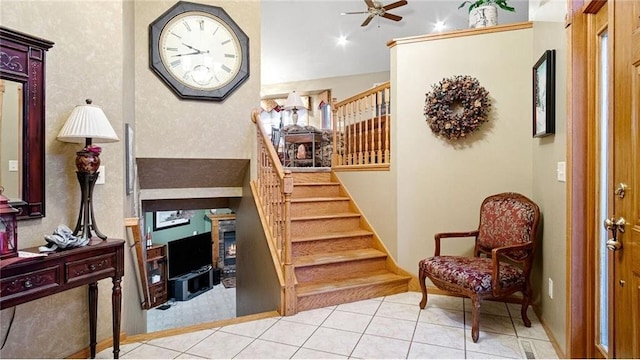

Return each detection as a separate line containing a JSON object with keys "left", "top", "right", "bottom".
{"left": 490, "top": 242, "right": 534, "bottom": 295}
{"left": 433, "top": 230, "right": 479, "bottom": 256}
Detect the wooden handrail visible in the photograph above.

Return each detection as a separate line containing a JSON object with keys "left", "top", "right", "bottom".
{"left": 333, "top": 81, "right": 390, "bottom": 108}
{"left": 251, "top": 109, "right": 296, "bottom": 315}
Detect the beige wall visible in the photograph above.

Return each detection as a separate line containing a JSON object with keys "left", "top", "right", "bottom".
{"left": 1, "top": 1, "right": 128, "bottom": 358}
{"left": 261, "top": 71, "right": 390, "bottom": 105}
{"left": 0, "top": 0, "right": 260, "bottom": 357}
{"left": 392, "top": 27, "right": 534, "bottom": 274}
{"left": 531, "top": 21, "right": 567, "bottom": 354}
{"left": 134, "top": 1, "right": 260, "bottom": 161}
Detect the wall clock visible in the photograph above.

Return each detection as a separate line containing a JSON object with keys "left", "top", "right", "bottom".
{"left": 149, "top": 1, "right": 249, "bottom": 101}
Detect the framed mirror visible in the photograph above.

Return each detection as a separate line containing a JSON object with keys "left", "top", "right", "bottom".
{"left": 0, "top": 27, "right": 53, "bottom": 219}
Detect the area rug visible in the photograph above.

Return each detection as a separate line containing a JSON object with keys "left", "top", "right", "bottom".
{"left": 222, "top": 277, "right": 236, "bottom": 289}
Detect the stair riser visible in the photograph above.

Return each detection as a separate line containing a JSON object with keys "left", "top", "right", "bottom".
{"left": 296, "top": 280, "right": 409, "bottom": 312}
{"left": 292, "top": 172, "right": 331, "bottom": 183}
{"left": 291, "top": 217, "right": 361, "bottom": 237}
{"left": 292, "top": 236, "right": 373, "bottom": 257}
{"left": 292, "top": 185, "right": 341, "bottom": 198}
{"left": 291, "top": 200, "right": 351, "bottom": 217}
{"left": 295, "top": 258, "right": 387, "bottom": 284}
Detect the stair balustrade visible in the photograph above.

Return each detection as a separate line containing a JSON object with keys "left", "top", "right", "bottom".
{"left": 251, "top": 109, "right": 297, "bottom": 315}
{"left": 332, "top": 81, "right": 391, "bottom": 169}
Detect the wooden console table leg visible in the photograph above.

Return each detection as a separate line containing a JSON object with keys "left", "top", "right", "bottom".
{"left": 112, "top": 276, "right": 122, "bottom": 359}
{"left": 88, "top": 282, "right": 98, "bottom": 359}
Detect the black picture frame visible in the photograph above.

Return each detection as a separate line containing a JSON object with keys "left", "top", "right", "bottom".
{"left": 153, "top": 211, "right": 190, "bottom": 231}
{"left": 533, "top": 49, "right": 556, "bottom": 137}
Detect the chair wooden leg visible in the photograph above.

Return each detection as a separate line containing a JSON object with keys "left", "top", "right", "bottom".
{"left": 470, "top": 295, "right": 481, "bottom": 343}
{"left": 419, "top": 267, "right": 428, "bottom": 309}
{"left": 521, "top": 281, "right": 532, "bottom": 327}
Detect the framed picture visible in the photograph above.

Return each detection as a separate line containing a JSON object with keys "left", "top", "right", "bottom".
{"left": 533, "top": 49, "right": 556, "bottom": 137}
{"left": 125, "top": 124, "right": 134, "bottom": 194}
{"left": 153, "top": 211, "right": 190, "bottom": 231}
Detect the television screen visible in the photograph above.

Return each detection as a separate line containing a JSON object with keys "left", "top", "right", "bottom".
{"left": 167, "top": 232, "right": 212, "bottom": 279}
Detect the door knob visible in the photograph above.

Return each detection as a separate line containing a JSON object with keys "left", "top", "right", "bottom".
{"left": 604, "top": 217, "right": 626, "bottom": 251}
{"left": 606, "top": 238, "right": 622, "bottom": 251}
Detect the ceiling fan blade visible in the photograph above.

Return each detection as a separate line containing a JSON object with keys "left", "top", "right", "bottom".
{"left": 381, "top": 13, "right": 402, "bottom": 21}
{"left": 383, "top": 0, "right": 407, "bottom": 11}
{"left": 361, "top": 15, "right": 374, "bottom": 27}
{"left": 364, "top": 0, "right": 375, "bottom": 9}
{"left": 341, "top": 11, "right": 368, "bottom": 15}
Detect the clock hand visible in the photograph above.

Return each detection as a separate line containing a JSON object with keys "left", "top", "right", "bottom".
{"left": 172, "top": 51, "right": 200, "bottom": 57}
{"left": 182, "top": 42, "right": 204, "bottom": 53}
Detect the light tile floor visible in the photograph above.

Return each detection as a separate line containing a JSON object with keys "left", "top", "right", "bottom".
{"left": 98, "top": 291, "right": 558, "bottom": 359}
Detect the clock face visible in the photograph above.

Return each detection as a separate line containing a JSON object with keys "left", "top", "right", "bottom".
{"left": 149, "top": 2, "right": 250, "bottom": 101}
{"left": 159, "top": 12, "right": 241, "bottom": 91}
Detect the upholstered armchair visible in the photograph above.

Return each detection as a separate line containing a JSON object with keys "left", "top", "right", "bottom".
{"left": 418, "top": 192, "right": 540, "bottom": 342}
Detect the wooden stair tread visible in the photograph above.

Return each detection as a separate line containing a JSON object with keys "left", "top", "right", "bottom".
{"left": 297, "top": 272, "right": 411, "bottom": 296}
{"left": 294, "top": 248, "right": 386, "bottom": 267}
{"left": 294, "top": 182, "right": 339, "bottom": 186}
{"left": 291, "top": 212, "right": 360, "bottom": 221}
{"left": 291, "top": 196, "right": 350, "bottom": 203}
{"left": 292, "top": 229, "right": 373, "bottom": 243}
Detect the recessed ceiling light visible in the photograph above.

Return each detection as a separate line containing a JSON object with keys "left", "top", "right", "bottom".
{"left": 337, "top": 35, "right": 348, "bottom": 47}
{"left": 433, "top": 21, "right": 446, "bottom": 32}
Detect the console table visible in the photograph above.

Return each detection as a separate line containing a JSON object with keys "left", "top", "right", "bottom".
{"left": 0, "top": 239, "right": 125, "bottom": 358}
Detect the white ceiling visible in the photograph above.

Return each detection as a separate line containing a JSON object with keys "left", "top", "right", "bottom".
{"left": 261, "top": 0, "right": 530, "bottom": 85}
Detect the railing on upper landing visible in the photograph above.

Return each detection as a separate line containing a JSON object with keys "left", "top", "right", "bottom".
{"left": 332, "top": 81, "right": 391, "bottom": 171}
{"left": 250, "top": 109, "right": 297, "bottom": 315}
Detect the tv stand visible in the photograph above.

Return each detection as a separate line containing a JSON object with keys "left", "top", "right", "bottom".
{"left": 170, "top": 267, "right": 213, "bottom": 301}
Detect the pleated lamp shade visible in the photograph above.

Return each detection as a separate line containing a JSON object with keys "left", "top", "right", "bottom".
{"left": 284, "top": 91, "right": 306, "bottom": 110}
{"left": 57, "top": 99, "right": 119, "bottom": 143}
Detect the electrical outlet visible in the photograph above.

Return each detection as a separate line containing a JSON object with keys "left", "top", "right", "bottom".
{"left": 96, "top": 166, "right": 105, "bottom": 185}
{"left": 548, "top": 278, "right": 554, "bottom": 299}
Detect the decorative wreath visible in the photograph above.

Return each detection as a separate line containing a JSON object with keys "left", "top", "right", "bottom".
{"left": 424, "top": 75, "right": 491, "bottom": 140}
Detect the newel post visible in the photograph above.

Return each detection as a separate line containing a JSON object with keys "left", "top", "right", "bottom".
{"left": 282, "top": 171, "right": 297, "bottom": 315}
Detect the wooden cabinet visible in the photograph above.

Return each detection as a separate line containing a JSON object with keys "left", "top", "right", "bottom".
{"left": 146, "top": 244, "right": 167, "bottom": 308}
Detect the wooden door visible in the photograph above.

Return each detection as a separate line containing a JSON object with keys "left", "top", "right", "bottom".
{"left": 578, "top": 0, "right": 640, "bottom": 358}
{"left": 609, "top": 0, "right": 640, "bottom": 358}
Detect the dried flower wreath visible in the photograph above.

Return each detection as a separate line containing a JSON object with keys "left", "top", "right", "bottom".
{"left": 424, "top": 75, "right": 491, "bottom": 140}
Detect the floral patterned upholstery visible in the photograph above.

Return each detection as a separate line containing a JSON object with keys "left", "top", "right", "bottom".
{"left": 477, "top": 196, "right": 537, "bottom": 260}
{"left": 420, "top": 256, "right": 524, "bottom": 295}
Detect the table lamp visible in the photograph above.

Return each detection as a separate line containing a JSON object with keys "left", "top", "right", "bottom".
{"left": 57, "top": 99, "right": 119, "bottom": 241}
{"left": 284, "top": 91, "right": 306, "bottom": 126}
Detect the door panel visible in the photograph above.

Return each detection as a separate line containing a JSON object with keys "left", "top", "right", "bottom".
{"left": 611, "top": 0, "right": 639, "bottom": 357}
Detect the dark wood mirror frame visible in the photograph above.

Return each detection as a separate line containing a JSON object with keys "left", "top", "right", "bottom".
{"left": 0, "top": 27, "right": 53, "bottom": 219}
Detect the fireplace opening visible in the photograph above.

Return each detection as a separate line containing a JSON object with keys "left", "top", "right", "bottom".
{"left": 219, "top": 220, "right": 236, "bottom": 278}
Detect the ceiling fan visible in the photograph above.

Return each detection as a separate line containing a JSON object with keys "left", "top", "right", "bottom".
{"left": 341, "top": 0, "right": 408, "bottom": 27}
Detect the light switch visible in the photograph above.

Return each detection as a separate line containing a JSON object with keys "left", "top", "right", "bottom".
{"left": 557, "top": 161, "right": 566, "bottom": 182}
{"left": 96, "top": 166, "right": 106, "bottom": 185}
{"left": 8, "top": 160, "right": 18, "bottom": 172}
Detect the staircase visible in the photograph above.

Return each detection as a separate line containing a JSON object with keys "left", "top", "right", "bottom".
{"left": 289, "top": 171, "right": 411, "bottom": 311}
